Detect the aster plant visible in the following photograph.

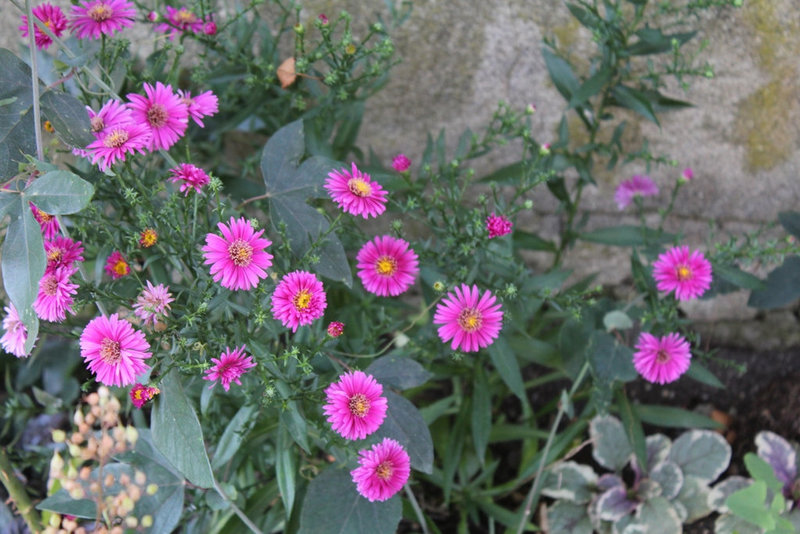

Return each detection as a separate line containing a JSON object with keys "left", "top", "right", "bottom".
{"left": 2, "top": 1, "right": 800, "bottom": 534}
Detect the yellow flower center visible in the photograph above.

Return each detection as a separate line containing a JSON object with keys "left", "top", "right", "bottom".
{"left": 140, "top": 229, "right": 157, "bottom": 248}
{"left": 112, "top": 260, "right": 129, "bottom": 276}
{"left": 457, "top": 308, "right": 483, "bottom": 332}
{"left": 103, "top": 129, "right": 129, "bottom": 148}
{"left": 47, "top": 248, "right": 63, "bottom": 263}
{"left": 347, "top": 177, "right": 372, "bottom": 198}
{"left": 146, "top": 104, "right": 168, "bottom": 128}
{"left": 43, "top": 120, "right": 55, "bottom": 133}
{"left": 37, "top": 209, "right": 53, "bottom": 223}
{"left": 43, "top": 275, "right": 59, "bottom": 296}
{"left": 676, "top": 265, "right": 692, "bottom": 281}
{"left": 133, "top": 389, "right": 143, "bottom": 400}
{"left": 227, "top": 239, "right": 253, "bottom": 267}
{"left": 175, "top": 9, "right": 198, "bottom": 24}
{"left": 100, "top": 338, "right": 121, "bottom": 364}
{"left": 88, "top": 3, "right": 113, "bottom": 22}
{"left": 375, "top": 461, "right": 393, "bottom": 481}
{"left": 293, "top": 289, "right": 312, "bottom": 311}
{"left": 348, "top": 393, "right": 370, "bottom": 417}
{"left": 375, "top": 256, "right": 397, "bottom": 277}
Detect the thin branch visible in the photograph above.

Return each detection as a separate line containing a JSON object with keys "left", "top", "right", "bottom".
{"left": 0, "top": 449, "right": 41, "bottom": 534}
{"left": 25, "top": 0, "right": 43, "bottom": 161}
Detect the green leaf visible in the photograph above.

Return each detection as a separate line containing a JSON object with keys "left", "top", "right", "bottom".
{"left": 616, "top": 389, "right": 647, "bottom": 476}
{"left": 471, "top": 366, "right": 491, "bottom": 463}
{"left": 478, "top": 161, "right": 526, "bottom": 184}
{"left": 25, "top": 170, "right": 94, "bottom": 214}
{"left": 603, "top": 310, "right": 633, "bottom": 332}
{"left": 0, "top": 192, "right": 17, "bottom": 219}
{"left": 151, "top": 371, "right": 215, "bottom": 488}
{"left": 627, "top": 29, "right": 697, "bottom": 55}
{"left": 486, "top": 336, "right": 526, "bottom": 401}
{"left": 0, "top": 48, "right": 36, "bottom": 180}
{"left": 590, "top": 414, "right": 631, "bottom": 471}
{"left": 543, "top": 48, "right": 579, "bottom": 101}
{"left": 298, "top": 467, "right": 401, "bottom": 534}
{"left": 2, "top": 200, "right": 44, "bottom": 354}
{"left": 579, "top": 225, "right": 673, "bottom": 246}
{"left": 714, "top": 263, "right": 764, "bottom": 291}
{"left": 211, "top": 403, "right": 258, "bottom": 469}
{"left": 280, "top": 400, "right": 311, "bottom": 454}
{"left": 546, "top": 501, "right": 593, "bottom": 534}
{"left": 373, "top": 390, "right": 433, "bottom": 474}
{"left": 747, "top": 256, "right": 800, "bottom": 309}
{"left": 611, "top": 85, "right": 660, "bottom": 126}
{"left": 513, "top": 229, "right": 557, "bottom": 252}
{"left": 744, "top": 453, "right": 784, "bottom": 493}
{"left": 569, "top": 67, "right": 613, "bottom": 108}
{"left": 588, "top": 331, "right": 638, "bottom": 384}
{"left": 40, "top": 90, "right": 94, "bottom": 148}
{"left": 366, "top": 354, "right": 432, "bottom": 390}
{"left": 635, "top": 404, "right": 723, "bottom": 429}
{"left": 778, "top": 211, "right": 800, "bottom": 240}
{"left": 633, "top": 497, "right": 683, "bottom": 534}
{"left": 726, "top": 481, "right": 774, "bottom": 530}
{"left": 314, "top": 230, "right": 352, "bottom": 287}
{"left": 566, "top": 3, "right": 599, "bottom": 30}
{"left": 667, "top": 430, "right": 731, "bottom": 483}
{"left": 276, "top": 426, "right": 297, "bottom": 517}
{"left": 541, "top": 461, "right": 599, "bottom": 504}
{"left": 262, "top": 120, "right": 305, "bottom": 189}
{"left": 37, "top": 490, "right": 96, "bottom": 518}
{"left": 686, "top": 359, "right": 724, "bottom": 389}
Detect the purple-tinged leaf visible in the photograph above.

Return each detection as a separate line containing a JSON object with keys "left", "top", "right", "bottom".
{"left": 755, "top": 431, "right": 797, "bottom": 491}
{"left": 596, "top": 486, "right": 638, "bottom": 522}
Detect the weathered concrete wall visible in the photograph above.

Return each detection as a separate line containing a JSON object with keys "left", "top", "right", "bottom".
{"left": 3, "top": 1, "right": 798, "bottom": 347}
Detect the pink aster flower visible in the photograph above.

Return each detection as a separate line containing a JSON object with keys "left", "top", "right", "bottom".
{"left": 87, "top": 100, "right": 131, "bottom": 138}
{"left": 104, "top": 251, "right": 130, "bottom": 279}
{"left": 356, "top": 235, "right": 419, "bottom": 297}
{"left": 614, "top": 174, "right": 659, "bottom": 210}
{"left": 486, "top": 213, "right": 512, "bottom": 238}
{"left": 30, "top": 202, "right": 60, "bottom": 239}
{"left": 202, "top": 217, "right": 273, "bottom": 291}
{"left": 155, "top": 5, "right": 203, "bottom": 39}
{"left": 327, "top": 321, "right": 344, "bottom": 338}
{"left": 325, "top": 163, "right": 388, "bottom": 219}
{"left": 130, "top": 383, "right": 159, "bottom": 408}
{"left": 271, "top": 271, "right": 327, "bottom": 332}
{"left": 20, "top": 3, "right": 67, "bottom": 50}
{"left": 33, "top": 267, "right": 78, "bottom": 323}
{"left": 132, "top": 281, "right": 174, "bottom": 326}
{"left": 69, "top": 0, "right": 136, "bottom": 40}
{"left": 203, "top": 345, "right": 256, "bottom": 391}
{"left": 392, "top": 153, "right": 411, "bottom": 172}
{"left": 168, "top": 163, "right": 210, "bottom": 195}
{"left": 633, "top": 332, "right": 691, "bottom": 385}
{"left": 351, "top": 438, "right": 411, "bottom": 502}
{"left": 433, "top": 284, "right": 503, "bottom": 353}
{"left": 86, "top": 121, "right": 151, "bottom": 170}
{"left": 1, "top": 304, "right": 29, "bottom": 358}
{"left": 652, "top": 245, "right": 713, "bottom": 301}
{"left": 323, "top": 371, "right": 388, "bottom": 440}
{"left": 80, "top": 314, "right": 151, "bottom": 387}
{"left": 45, "top": 236, "right": 84, "bottom": 273}
{"left": 177, "top": 89, "right": 219, "bottom": 127}
{"left": 680, "top": 167, "right": 694, "bottom": 182}
{"left": 127, "top": 82, "right": 189, "bottom": 151}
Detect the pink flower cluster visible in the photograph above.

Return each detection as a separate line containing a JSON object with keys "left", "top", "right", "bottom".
{"left": 614, "top": 174, "right": 659, "bottom": 210}
{"left": 82, "top": 83, "right": 218, "bottom": 172}
{"left": 323, "top": 371, "right": 411, "bottom": 502}
{"left": 20, "top": 1, "right": 137, "bottom": 49}
{"left": 203, "top": 345, "right": 256, "bottom": 391}
{"left": 486, "top": 213, "right": 512, "bottom": 238}
{"left": 154, "top": 5, "right": 215, "bottom": 40}
{"left": 130, "top": 383, "right": 159, "bottom": 408}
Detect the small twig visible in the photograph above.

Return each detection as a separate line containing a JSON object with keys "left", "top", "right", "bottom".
{"left": 213, "top": 479, "right": 265, "bottom": 534}
{"left": 0, "top": 449, "right": 41, "bottom": 534}
{"left": 25, "top": 0, "right": 43, "bottom": 161}
{"left": 239, "top": 192, "right": 271, "bottom": 208}
{"left": 404, "top": 484, "right": 430, "bottom": 534}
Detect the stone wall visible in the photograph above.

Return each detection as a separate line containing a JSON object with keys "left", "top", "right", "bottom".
{"left": 3, "top": 0, "right": 798, "bottom": 347}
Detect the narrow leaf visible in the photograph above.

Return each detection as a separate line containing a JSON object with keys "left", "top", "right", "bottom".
{"left": 635, "top": 404, "right": 723, "bottom": 430}
{"left": 611, "top": 85, "right": 660, "bottom": 126}
{"left": 471, "top": 366, "right": 491, "bottom": 463}
{"left": 486, "top": 336, "right": 526, "bottom": 401}
{"left": 569, "top": 67, "right": 613, "bottom": 108}
{"left": 543, "top": 48, "right": 579, "bottom": 101}
{"left": 211, "top": 403, "right": 257, "bottom": 469}
{"left": 616, "top": 389, "right": 647, "bottom": 475}
{"left": 276, "top": 426, "right": 297, "bottom": 517}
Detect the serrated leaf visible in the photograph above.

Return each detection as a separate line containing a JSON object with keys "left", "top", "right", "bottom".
{"left": 667, "top": 430, "right": 731, "bottom": 483}
{"left": 486, "top": 336, "right": 526, "bottom": 401}
{"left": 372, "top": 390, "right": 433, "bottom": 474}
{"left": 298, "top": 467, "right": 401, "bottom": 534}
{"left": 747, "top": 256, "right": 800, "bottom": 309}
{"left": 0, "top": 48, "right": 36, "bottom": 180}
{"left": 40, "top": 90, "right": 94, "bottom": 148}
{"left": 590, "top": 415, "right": 632, "bottom": 471}
{"left": 471, "top": 366, "right": 491, "bottom": 463}
{"left": 542, "top": 461, "right": 599, "bottom": 504}
{"left": 755, "top": 431, "right": 797, "bottom": 489}
{"left": 151, "top": 371, "right": 215, "bottom": 488}
{"left": 211, "top": 403, "right": 258, "bottom": 469}
{"left": 366, "top": 354, "right": 432, "bottom": 390}
{"left": 25, "top": 170, "right": 94, "bottom": 214}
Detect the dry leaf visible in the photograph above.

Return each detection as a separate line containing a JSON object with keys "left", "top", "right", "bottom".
{"left": 277, "top": 57, "right": 297, "bottom": 88}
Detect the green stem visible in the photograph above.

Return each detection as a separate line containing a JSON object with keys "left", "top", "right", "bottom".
{"left": 213, "top": 479, "right": 264, "bottom": 534}
{"left": 0, "top": 449, "right": 41, "bottom": 534}
{"left": 515, "top": 361, "right": 590, "bottom": 534}
{"left": 25, "top": 0, "right": 43, "bottom": 161}
{"left": 404, "top": 484, "right": 430, "bottom": 534}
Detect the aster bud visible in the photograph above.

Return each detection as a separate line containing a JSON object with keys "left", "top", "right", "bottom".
{"left": 526, "top": 103, "right": 537, "bottom": 114}
{"left": 204, "top": 21, "right": 217, "bottom": 35}
{"left": 293, "top": 23, "right": 304, "bottom": 35}
{"left": 539, "top": 143, "right": 551, "bottom": 156}
{"left": 327, "top": 321, "right": 344, "bottom": 337}
{"left": 433, "top": 281, "right": 445, "bottom": 292}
